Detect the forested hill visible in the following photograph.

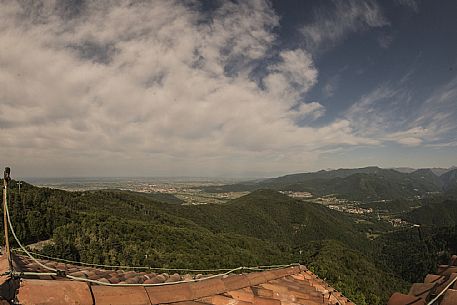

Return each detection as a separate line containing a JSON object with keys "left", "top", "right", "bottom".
{"left": 3, "top": 180, "right": 457, "bottom": 304}
{"left": 157, "top": 189, "right": 364, "bottom": 249}
{"left": 403, "top": 199, "right": 457, "bottom": 226}
{"left": 441, "top": 169, "right": 457, "bottom": 191}
{"left": 203, "top": 166, "right": 457, "bottom": 200}
{"left": 2, "top": 180, "right": 410, "bottom": 305}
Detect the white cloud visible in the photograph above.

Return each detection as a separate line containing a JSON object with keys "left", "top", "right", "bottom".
{"left": 344, "top": 75, "right": 457, "bottom": 147}
{"left": 300, "top": 0, "right": 389, "bottom": 52}
{"left": 0, "top": 0, "right": 386, "bottom": 177}
{"left": 410, "top": 76, "right": 457, "bottom": 142}
{"left": 288, "top": 102, "right": 326, "bottom": 122}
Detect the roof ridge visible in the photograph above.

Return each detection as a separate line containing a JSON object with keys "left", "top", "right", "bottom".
{"left": 388, "top": 254, "right": 457, "bottom": 305}
{"left": 0, "top": 252, "right": 355, "bottom": 305}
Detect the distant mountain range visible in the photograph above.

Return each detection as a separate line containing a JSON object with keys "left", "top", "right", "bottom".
{"left": 204, "top": 166, "right": 457, "bottom": 201}
{"left": 392, "top": 166, "right": 457, "bottom": 176}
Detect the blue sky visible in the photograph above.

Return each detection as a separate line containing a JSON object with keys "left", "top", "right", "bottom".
{"left": 0, "top": 0, "right": 456, "bottom": 177}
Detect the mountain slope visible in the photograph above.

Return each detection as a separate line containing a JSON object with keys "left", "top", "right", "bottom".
{"left": 301, "top": 240, "right": 409, "bottom": 305}
{"left": 402, "top": 199, "right": 457, "bottom": 226}
{"left": 204, "top": 167, "right": 384, "bottom": 193}
{"left": 410, "top": 169, "right": 443, "bottom": 188}
{"left": 441, "top": 169, "right": 457, "bottom": 191}
{"left": 4, "top": 182, "right": 364, "bottom": 265}
{"left": 204, "top": 167, "right": 444, "bottom": 200}
{"left": 159, "top": 189, "right": 365, "bottom": 248}
{"left": 5, "top": 181, "right": 290, "bottom": 268}
{"left": 2, "top": 180, "right": 446, "bottom": 305}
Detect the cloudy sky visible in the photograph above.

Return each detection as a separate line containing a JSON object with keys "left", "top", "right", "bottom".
{"left": 1, "top": 0, "right": 456, "bottom": 178}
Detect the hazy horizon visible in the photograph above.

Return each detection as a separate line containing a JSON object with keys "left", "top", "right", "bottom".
{"left": 12, "top": 164, "right": 457, "bottom": 181}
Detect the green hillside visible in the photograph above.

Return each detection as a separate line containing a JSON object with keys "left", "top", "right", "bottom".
{"left": 4, "top": 181, "right": 290, "bottom": 268}
{"left": 360, "top": 198, "right": 421, "bottom": 214}
{"left": 158, "top": 189, "right": 364, "bottom": 248}
{"left": 441, "top": 169, "right": 457, "bottom": 191}
{"left": 204, "top": 167, "right": 445, "bottom": 200}
{"left": 203, "top": 166, "right": 385, "bottom": 193}
{"left": 410, "top": 169, "right": 443, "bottom": 188}
{"left": 375, "top": 225, "right": 457, "bottom": 283}
{"left": 403, "top": 199, "right": 457, "bottom": 226}
{"left": 3, "top": 180, "right": 457, "bottom": 305}
{"left": 300, "top": 240, "right": 408, "bottom": 305}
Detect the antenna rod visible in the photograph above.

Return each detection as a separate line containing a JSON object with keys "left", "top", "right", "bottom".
{"left": 3, "top": 167, "right": 12, "bottom": 271}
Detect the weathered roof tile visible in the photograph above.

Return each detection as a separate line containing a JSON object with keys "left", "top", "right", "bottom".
{"left": 440, "top": 289, "right": 457, "bottom": 305}
{"left": 221, "top": 274, "right": 251, "bottom": 291}
{"left": 225, "top": 288, "right": 255, "bottom": 303}
{"left": 438, "top": 265, "right": 457, "bottom": 275}
{"left": 408, "top": 282, "right": 436, "bottom": 300}
{"left": 92, "top": 286, "right": 151, "bottom": 305}
{"left": 16, "top": 279, "right": 93, "bottom": 305}
{"left": 146, "top": 283, "right": 194, "bottom": 304}
{"left": 1, "top": 253, "right": 354, "bottom": 305}
{"left": 199, "top": 294, "right": 252, "bottom": 305}
{"left": 246, "top": 272, "right": 268, "bottom": 286}
{"left": 389, "top": 255, "right": 457, "bottom": 305}
{"left": 252, "top": 296, "right": 281, "bottom": 305}
{"left": 191, "top": 278, "right": 227, "bottom": 299}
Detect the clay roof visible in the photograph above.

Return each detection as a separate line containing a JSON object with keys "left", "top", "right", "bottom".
{"left": 0, "top": 252, "right": 355, "bottom": 305}
{"left": 388, "top": 255, "right": 457, "bottom": 305}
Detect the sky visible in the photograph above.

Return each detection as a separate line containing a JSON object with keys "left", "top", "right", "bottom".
{"left": 1, "top": 0, "right": 456, "bottom": 178}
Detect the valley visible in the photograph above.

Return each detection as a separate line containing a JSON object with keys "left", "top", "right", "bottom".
{"left": 4, "top": 166, "right": 457, "bottom": 305}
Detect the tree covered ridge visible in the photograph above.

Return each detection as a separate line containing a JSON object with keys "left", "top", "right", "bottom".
{"left": 2, "top": 180, "right": 457, "bottom": 305}
{"left": 204, "top": 167, "right": 457, "bottom": 201}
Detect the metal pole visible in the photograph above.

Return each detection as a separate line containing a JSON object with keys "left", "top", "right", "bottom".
{"left": 3, "top": 167, "right": 12, "bottom": 271}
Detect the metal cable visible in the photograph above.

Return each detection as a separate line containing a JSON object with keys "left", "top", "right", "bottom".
{"left": 4, "top": 197, "right": 57, "bottom": 273}
{"left": 427, "top": 275, "right": 457, "bottom": 305}
{"left": 12, "top": 248, "right": 295, "bottom": 273}
{"left": 65, "top": 266, "right": 244, "bottom": 286}
{"left": 5, "top": 195, "right": 299, "bottom": 286}
{"left": 12, "top": 249, "right": 235, "bottom": 272}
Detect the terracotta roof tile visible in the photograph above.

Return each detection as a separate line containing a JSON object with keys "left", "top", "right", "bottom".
{"left": 16, "top": 279, "right": 93, "bottom": 305}
{"left": 199, "top": 294, "right": 251, "bottom": 305}
{"left": 389, "top": 255, "right": 457, "bottom": 305}
{"left": 438, "top": 266, "right": 457, "bottom": 276}
{"left": 224, "top": 288, "right": 255, "bottom": 303}
{"left": 92, "top": 286, "right": 151, "bottom": 305}
{"left": 0, "top": 253, "right": 354, "bottom": 305}
{"left": 252, "top": 296, "right": 281, "bottom": 305}
{"left": 221, "top": 274, "right": 251, "bottom": 291}
{"left": 251, "top": 286, "right": 274, "bottom": 298}
{"left": 408, "top": 283, "right": 436, "bottom": 300}
{"left": 258, "top": 283, "right": 289, "bottom": 295}
{"left": 388, "top": 292, "right": 426, "bottom": 304}
{"left": 191, "top": 277, "right": 228, "bottom": 300}
{"left": 424, "top": 274, "right": 444, "bottom": 284}
{"left": 440, "top": 289, "right": 457, "bottom": 305}
{"left": 169, "top": 301, "right": 207, "bottom": 305}
{"left": 246, "top": 272, "right": 269, "bottom": 286}
{"left": 146, "top": 283, "right": 194, "bottom": 304}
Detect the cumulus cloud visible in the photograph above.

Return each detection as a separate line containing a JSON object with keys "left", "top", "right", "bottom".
{"left": 289, "top": 102, "right": 326, "bottom": 122}
{"left": 0, "top": 0, "right": 382, "bottom": 177}
{"left": 300, "top": 0, "right": 389, "bottom": 52}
